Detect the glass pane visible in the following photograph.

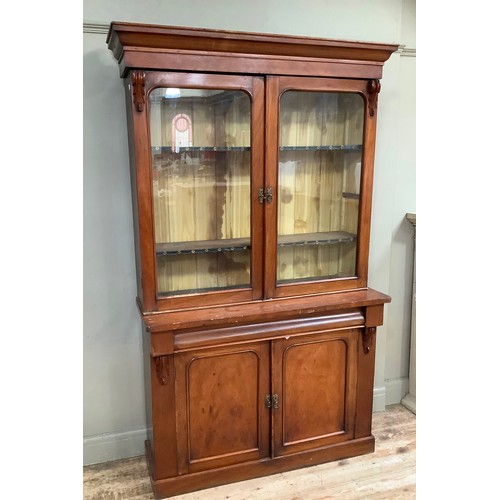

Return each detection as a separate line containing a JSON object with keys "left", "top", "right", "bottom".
{"left": 277, "top": 91, "right": 363, "bottom": 284}
{"left": 149, "top": 88, "right": 251, "bottom": 296}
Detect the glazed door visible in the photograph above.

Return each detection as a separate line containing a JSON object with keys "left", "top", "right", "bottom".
{"left": 174, "top": 342, "right": 271, "bottom": 473}
{"left": 137, "top": 72, "right": 265, "bottom": 311}
{"left": 272, "top": 329, "right": 358, "bottom": 457}
{"left": 264, "top": 76, "right": 377, "bottom": 299}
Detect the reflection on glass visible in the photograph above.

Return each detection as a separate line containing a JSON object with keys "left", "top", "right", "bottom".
{"left": 149, "top": 88, "right": 251, "bottom": 295}
{"left": 277, "top": 91, "right": 364, "bottom": 284}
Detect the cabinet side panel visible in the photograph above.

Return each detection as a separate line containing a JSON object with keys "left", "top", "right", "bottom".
{"left": 354, "top": 328, "right": 377, "bottom": 437}
{"left": 127, "top": 72, "right": 157, "bottom": 311}
{"left": 142, "top": 325, "right": 153, "bottom": 445}
{"left": 124, "top": 77, "right": 143, "bottom": 305}
{"left": 149, "top": 351, "right": 178, "bottom": 480}
{"left": 355, "top": 89, "right": 378, "bottom": 286}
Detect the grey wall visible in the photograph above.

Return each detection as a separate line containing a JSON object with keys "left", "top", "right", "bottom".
{"left": 83, "top": 33, "right": 146, "bottom": 462}
{"left": 83, "top": 0, "right": 416, "bottom": 465}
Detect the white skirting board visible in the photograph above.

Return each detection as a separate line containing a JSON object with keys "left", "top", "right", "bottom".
{"left": 373, "top": 377, "right": 409, "bottom": 412}
{"left": 84, "top": 428, "right": 147, "bottom": 466}
{"left": 401, "top": 393, "right": 416, "bottom": 414}
{"left": 373, "top": 386, "right": 387, "bottom": 412}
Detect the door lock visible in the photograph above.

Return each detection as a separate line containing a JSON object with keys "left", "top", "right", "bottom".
{"left": 265, "top": 393, "right": 279, "bottom": 409}
{"left": 258, "top": 187, "right": 273, "bottom": 204}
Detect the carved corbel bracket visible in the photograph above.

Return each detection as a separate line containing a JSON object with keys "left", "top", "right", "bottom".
{"left": 362, "top": 327, "right": 376, "bottom": 354}
{"left": 367, "top": 79, "right": 381, "bottom": 117}
{"left": 154, "top": 355, "right": 170, "bottom": 385}
{"left": 131, "top": 71, "right": 146, "bottom": 112}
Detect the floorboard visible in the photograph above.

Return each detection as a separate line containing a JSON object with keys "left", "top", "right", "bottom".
{"left": 83, "top": 404, "right": 415, "bottom": 499}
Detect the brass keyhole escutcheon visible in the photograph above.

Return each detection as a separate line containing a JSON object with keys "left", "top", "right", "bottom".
{"left": 272, "top": 394, "right": 279, "bottom": 409}
{"left": 265, "top": 394, "right": 271, "bottom": 408}
{"left": 265, "top": 394, "right": 279, "bottom": 409}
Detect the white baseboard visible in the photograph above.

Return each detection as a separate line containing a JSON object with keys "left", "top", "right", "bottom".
{"left": 83, "top": 428, "right": 147, "bottom": 466}
{"left": 401, "top": 393, "right": 416, "bottom": 414}
{"left": 373, "top": 385, "right": 386, "bottom": 412}
{"left": 385, "top": 377, "right": 409, "bottom": 406}
{"left": 373, "top": 377, "right": 409, "bottom": 412}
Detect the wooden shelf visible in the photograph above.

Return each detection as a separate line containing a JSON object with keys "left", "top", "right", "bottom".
{"left": 278, "top": 231, "right": 356, "bottom": 247}
{"left": 151, "top": 145, "right": 363, "bottom": 154}
{"left": 152, "top": 146, "right": 250, "bottom": 153}
{"left": 157, "top": 238, "right": 251, "bottom": 256}
{"left": 279, "top": 145, "right": 362, "bottom": 151}
{"left": 156, "top": 231, "right": 356, "bottom": 256}
{"left": 342, "top": 192, "right": 360, "bottom": 200}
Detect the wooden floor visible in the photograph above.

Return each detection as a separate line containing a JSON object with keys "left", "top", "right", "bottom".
{"left": 83, "top": 404, "right": 415, "bottom": 499}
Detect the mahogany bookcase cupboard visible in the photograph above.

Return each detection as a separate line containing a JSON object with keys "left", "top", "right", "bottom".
{"left": 106, "top": 22, "right": 396, "bottom": 498}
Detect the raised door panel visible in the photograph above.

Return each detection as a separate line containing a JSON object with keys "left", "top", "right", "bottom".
{"left": 272, "top": 329, "right": 358, "bottom": 457}
{"left": 175, "top": 342, "right": 270, "bottom": 473}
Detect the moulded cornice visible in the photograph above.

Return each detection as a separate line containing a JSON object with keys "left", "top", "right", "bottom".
{"left": 106, "top": 22, "right": 399, "bottom": 79}
{"left": 85, "top": 21, "right": 414, "bottom": 61}
{"left": 85, "top": 22, "right": 415, "bottom": 61}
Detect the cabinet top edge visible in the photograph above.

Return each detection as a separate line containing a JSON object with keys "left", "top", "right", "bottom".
{"left": 141, "top": 288, "right": 391, "bottom": 332}
{"left": 107, "top": 21, "right": 399, "bottom": 70}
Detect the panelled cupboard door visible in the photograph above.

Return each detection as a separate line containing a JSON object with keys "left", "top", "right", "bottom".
{"left": 272, "top": 329, "right": 358, "bottom": 457}
{"left": 264, "top": 76, "right": 377, "bottom": 299}
{"left": 174, "top": 342, "right": 271, "bottom": 473}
